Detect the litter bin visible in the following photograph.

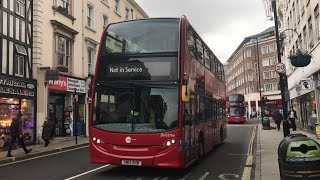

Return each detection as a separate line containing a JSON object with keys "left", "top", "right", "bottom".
{"left": 316, "top": 122, "right": 320, "bottom": 139}
{"left": 278, "top": 133, "right": 320, "bottom": 179}
{"left": 262, "top": 117, "right": 271, "bottom": 130}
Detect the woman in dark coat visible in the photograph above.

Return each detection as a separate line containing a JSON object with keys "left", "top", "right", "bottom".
{"left": 273, "top": 110, "right": 283, "bottom": 131}
{"left": 42, "top": 117, "right": 52, "bottom": 147}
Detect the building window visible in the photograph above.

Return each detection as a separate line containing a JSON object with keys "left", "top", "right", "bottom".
{"left": 125, "top": 8, "right": 130, "bottom": 20}
{"left": 247, "top": 49, "right": 251, "bottom": 57}
{"left": 115, "top": 0, "right": 120, "bottom": 12}
{"left": 103, "top": 14, "right": 108, "bottom": 29}
{"left": 248, "top": 73, "right": 253, "bottom": 81}
{"left": 264, "top": 83, "right": 272, "bottom": 92}
{"left": 16, "top": 0, "right": 26, "bottom": 17}
{"left": 247, "top": 62, "right": 252, "bottom": 69}
{"left": 87, "top": 4, "right": 94, "bottom": 28}
{"left": 296, "top": 0, "right": 300, "bottom": 22}
{"left": 308, "top": 16, "right": 313, "bottom": 48}
{"left": 315, "top": 5, "right": 320, "bottom": 39}
{"left": 303, "top": 25, "right": 308, "bottom": 50}
{"left": 263, "top": 71, "right": 270, "bottom": 79}
{"left": 15, "top": 44, "right": 27, "bottom": 77}
{"left": 14, "top": 55, "right": 24, "bottom": 77}
{"left": 262, "top": 58, "right": 269, "bottom": 67}
{"left": 56, "top": 36, "right": 70, "bottom": 72}
{"left": 88, "top": 48, "right": 95, "bottom": 75}
{"left": 57, "top": 0, "right": 70, "bottom": 14}
{"left": 270, "top": 57, "right": 276, "bottom": 65}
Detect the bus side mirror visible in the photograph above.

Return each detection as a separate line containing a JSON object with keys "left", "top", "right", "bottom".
{"left": 182, "top": 85, "right": 190, "bottom": 102}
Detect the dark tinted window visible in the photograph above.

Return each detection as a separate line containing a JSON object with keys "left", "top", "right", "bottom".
{"left": 228, "top": 94, "right": 244, "bottom": 102}
{"left": 105, "top": 19, "right": 180, "bottom": 54}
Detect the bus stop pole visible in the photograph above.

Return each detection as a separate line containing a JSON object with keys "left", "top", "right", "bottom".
{"left": 74, "top": 88, "right": 78, "bottom": 144}
{"left": 272, "top": 0, "right": 290, "bottom": 137}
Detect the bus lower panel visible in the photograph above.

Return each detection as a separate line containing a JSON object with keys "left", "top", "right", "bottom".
{"left": 227, "top": 116, "right": 246, "bottom": 123}
{"left": 90, "top": 141, "right": 184, "bottom": 168}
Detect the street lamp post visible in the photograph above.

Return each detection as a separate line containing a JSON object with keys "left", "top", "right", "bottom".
{"left": 254, "top": 38, "right": 264, "bottom": 121}
{"left": 272, "top": 0, "right": 290, "bottom": 137}
{"left": 247, "top": 37, "right": 264, "bottom": 121}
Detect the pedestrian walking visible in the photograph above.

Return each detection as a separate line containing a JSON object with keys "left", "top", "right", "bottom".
{"left": 42, "top": 117, "right": 53, "bottom": 147}
{"left": 273, "top": 110, "right": 283, "bottom": 131}
{"left": 288, "top": 106, "right": 298, "bottom": 131}
{"left": 7, "top": 113, "right": 32, "bottom": 157}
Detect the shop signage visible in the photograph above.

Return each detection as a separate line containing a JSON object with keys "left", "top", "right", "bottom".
{"left": 0, "top": 76, "right": 36, "bottom": 97}
{"left": 301, "top": 79, "right": 312, "bottom": 90}
{"left": 67, "top": 78, "right": 86, "bottom": 93}
{"left": 48, "top": 76, "right": 86, "bottom": 93}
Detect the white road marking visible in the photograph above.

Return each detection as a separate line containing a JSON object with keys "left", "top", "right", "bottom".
{"left": 64, "top": 164, "right": 111, "bottom": 180}
{"left": 198, "top": 172, "right": 210, "bottom": 180}
{"left": 241, "top": 125, "right": 257, "bottom": 180}
{"left": 0, "top": 145, "right": 89, "bottom": 167}
{"left": 179, "top": 172, "right": 191, "bottom": 180}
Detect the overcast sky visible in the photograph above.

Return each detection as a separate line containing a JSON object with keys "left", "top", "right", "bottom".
{"left": 135, "top": 0, "right": 274, "bottom": 63}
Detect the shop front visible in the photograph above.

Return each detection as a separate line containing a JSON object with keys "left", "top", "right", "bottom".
{"left": 0, "top": 75, "right": 37, "bottom": 148}
{"left": 48, "top": 75, "right": 86, "bottom": 137}
{"left": 291, "top": 91, "right": 317, "bottom": 133}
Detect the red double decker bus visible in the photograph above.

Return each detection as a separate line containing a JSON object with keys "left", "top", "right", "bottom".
{"left": 226, "top": 93, "right": 246, "bottom": 123}
{"left": 89, "top": 17, "right": 227, "bottom": 168}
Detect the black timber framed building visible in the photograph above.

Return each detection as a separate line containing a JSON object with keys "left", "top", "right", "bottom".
{"left": 0, "top": 0, "right": 36, "bottom": 147}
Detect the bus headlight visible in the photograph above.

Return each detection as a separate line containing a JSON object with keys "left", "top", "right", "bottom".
{"left": 166, "top": 141, "right": 171, "bottom": 146}
{"left": 171, "top": 139, "right": 175, "bottom": 144}
{"left": 97, "top": 139, "right": 101, "bottom": 144}
{"left": 93, "top": 137, "right": 97, "bottom": 141}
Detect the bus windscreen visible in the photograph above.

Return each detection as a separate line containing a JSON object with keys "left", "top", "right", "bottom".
{"left": 92, "top": 84, "right": 179, "bottom": 133}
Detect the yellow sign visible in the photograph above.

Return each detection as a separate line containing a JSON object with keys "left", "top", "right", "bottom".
{"left": 316, "top": 123, "right": 320, "bottom": 139}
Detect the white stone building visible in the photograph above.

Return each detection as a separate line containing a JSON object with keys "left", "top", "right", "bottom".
{"left": 278, "top": 0, "right": 320, "bottom": 133}
{"left": 33, "top": 0, "right": 148, "bottom": 143}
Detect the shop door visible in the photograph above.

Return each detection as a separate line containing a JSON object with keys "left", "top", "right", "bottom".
{"left": 49, "top": 103, "right": 65, "bottom": 137}
{"left": 183, "top": 94, "right": 196, "bottom": 165}
{"left": 300, "top": 99, "right": 307, "bottom": 128}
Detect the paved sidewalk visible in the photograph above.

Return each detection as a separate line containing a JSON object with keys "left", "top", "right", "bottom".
{"left": 255, "top": 123, "right": 319, "bottom": 180}
{"left": 0, "top": 136, "right": 89, "bottom": 165}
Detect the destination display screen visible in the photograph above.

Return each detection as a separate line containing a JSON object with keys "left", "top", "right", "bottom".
{"left": 100, "top": 56, "right": 178, "bottom": 81}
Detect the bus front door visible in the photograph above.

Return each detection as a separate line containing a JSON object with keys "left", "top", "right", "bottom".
{"left": 183, "top": 94, "right": 196, "bottom": 165}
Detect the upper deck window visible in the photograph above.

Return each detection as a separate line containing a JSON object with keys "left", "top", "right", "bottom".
{"left": 104, "top": 19, "right": 180, "bottom": 54}
{"left": 227, "top": 94, "right": 244, "bottom": 102}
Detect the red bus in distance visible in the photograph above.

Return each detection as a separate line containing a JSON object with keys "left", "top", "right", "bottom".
{"left": 226, "top": 93, "right": 246, "bottom": 123}
{"left": 89, "top": 17, "right": 227, "bottom": 168}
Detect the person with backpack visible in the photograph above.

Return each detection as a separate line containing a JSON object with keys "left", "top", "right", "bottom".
{"left": 7, "top": 113, "right": 32, "bottom": 157}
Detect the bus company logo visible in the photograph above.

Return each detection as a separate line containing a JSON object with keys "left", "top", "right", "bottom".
{"left": 125, "top": 136, "right": 136, "bottom": 143}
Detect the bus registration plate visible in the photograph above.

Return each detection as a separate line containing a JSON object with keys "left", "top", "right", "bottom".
{"left": 121, "top": 160, "right": 142, "bottom": 166}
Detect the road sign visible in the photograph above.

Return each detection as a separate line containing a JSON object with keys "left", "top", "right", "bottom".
{"left": 275, "top": 62, "right": 286, "bottom": 73}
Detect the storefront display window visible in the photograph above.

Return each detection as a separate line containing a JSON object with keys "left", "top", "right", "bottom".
{"left": 0, "top": 98, "right": 20, "bottom": 143}
{"left": 0, "top": 98, "right": 35, "bottom": 147}
{"left": 307, "top": 92, "right": 317, "bottom": 132}
{"left": 21, "top": 99, "right": 35, "bottom": 142}
{"left": 292, "top": 92, "right": 317, "bottom": 133}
